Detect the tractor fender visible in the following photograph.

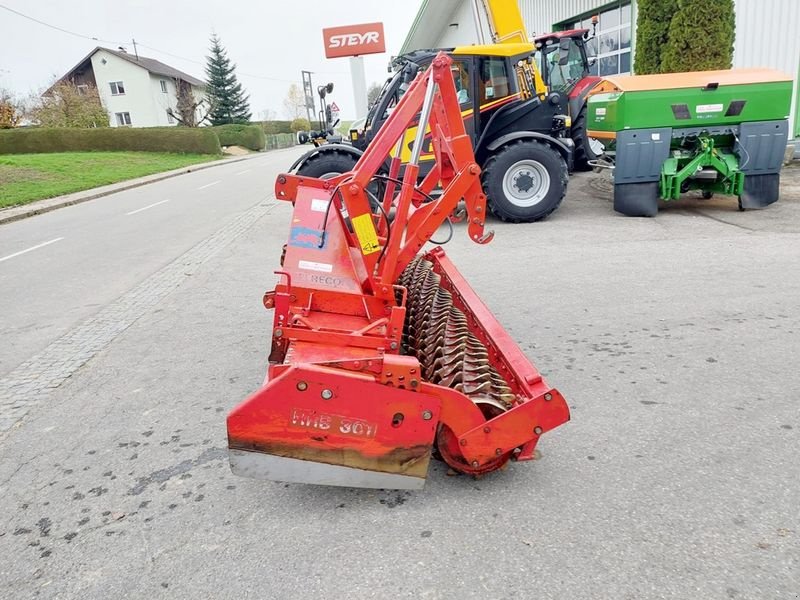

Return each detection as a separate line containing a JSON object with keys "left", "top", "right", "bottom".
{"left": 289, "top": 144, "right": 365, "bottom": 173}
{"left": 484, "top": 132, "right": 575, "bottom": 171}
{"left": 567, "top": 76, "right": 601, "bottom": 118}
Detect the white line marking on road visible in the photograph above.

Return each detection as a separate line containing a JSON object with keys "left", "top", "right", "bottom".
{"left": 235, "top": 169, "right": 251, "bottom": 175}
{"left": 0, "top": 237, "right": 64, "bottom": 263}
{"left": 126, "top": 199, "right": 170, "bottom": 216}
{"left": 198, "top": 180, "right": 221, "bottom": 190}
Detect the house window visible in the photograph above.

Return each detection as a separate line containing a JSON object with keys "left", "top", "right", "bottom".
{"left": 110, "top": 81, "right": 126, "bottom": 95}
{"left": 160, "top": 80, "right": 168, "bottom": 93}
{"left": 76, "top": 84, "right": 89, "bottom": 96}
{"left": 115, "top": 112, "right": 132, "bottom": 126}
{"left": 563, "top": 1, "right": 632, "bottom": 76}
{"left": 167, "top": 110, "right": 175, "bottom": 124}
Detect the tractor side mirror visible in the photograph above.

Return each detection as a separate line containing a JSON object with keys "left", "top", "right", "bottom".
{"left": 403, "top": 62, "right": 420, "bottom": 84}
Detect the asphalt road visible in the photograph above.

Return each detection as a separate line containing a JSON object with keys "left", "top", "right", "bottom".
{"left": 0, "top": 159, "right": 798, "bottom": 599}
{"left": 0, "top": 147, "right": 305, "bottom": 379}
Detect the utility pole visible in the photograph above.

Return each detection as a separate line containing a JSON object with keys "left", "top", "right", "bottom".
{"left": 132, "top": 38, "right": 140, "bottom": 61}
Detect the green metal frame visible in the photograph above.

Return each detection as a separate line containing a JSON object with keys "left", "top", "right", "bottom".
{"left": 660, "top": 137, "right": 744, "bottom": 200}
{"left": 795, "top": 62, "right": 800, "bottom": 139}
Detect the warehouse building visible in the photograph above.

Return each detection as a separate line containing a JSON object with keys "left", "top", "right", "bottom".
{"left": 401, "top": 0, "right": 800, "bottom": 148}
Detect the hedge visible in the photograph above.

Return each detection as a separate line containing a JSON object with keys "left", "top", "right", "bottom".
{"left": 212, "top": 124, "right": 266, "bottom": 151}
{"left": 0, "top": 127, "right": 221, "bottom": 155}
{"left": 255, "top": 120, "right": 294, "bottom": 135}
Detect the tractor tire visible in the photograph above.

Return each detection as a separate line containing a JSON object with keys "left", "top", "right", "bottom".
{"left": 296, "top": 150, "right": 358, "bottom": 180}
{"left": 613, "top": 182, "right": 659, "bottom": 217}
{"left": 572, "top": 105, "right": 597, "bottom": 172}
{"left": 481, "top": 140, "right": 568, "bottom": 223}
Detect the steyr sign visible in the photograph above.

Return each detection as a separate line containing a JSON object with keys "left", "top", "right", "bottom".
{"left": 322, "top": 22, "right": 386, "bottom": 59}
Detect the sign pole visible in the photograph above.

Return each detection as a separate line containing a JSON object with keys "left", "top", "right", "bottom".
{"left": 301, "top": 70, "right": 316, "bottom": 128}
{"left": 349, "top": 56, "right": 368, "bottom": 120}
{"left": 322, "top": 22, "right": 386, "bottom": 120}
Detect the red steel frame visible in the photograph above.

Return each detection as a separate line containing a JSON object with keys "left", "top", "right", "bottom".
{"left": 227, "top": 53, "right": 570, "bottom": 487}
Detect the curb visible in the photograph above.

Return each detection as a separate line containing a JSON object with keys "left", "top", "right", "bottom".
{"left": 0, "top": 154, "right": 256, "bottom": 226}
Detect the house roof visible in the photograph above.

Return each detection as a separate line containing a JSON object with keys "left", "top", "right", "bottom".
{"left": 55, "top": 46, "right": 205, "bottom": 89}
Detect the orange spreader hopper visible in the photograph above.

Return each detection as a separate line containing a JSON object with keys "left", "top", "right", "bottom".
{"left": 227, "top": 53, "right": 569, "bottom": 489}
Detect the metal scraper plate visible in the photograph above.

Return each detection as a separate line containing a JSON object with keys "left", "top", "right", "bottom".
{"left": 229, "top": 449, "right": 426, "bottom": 490}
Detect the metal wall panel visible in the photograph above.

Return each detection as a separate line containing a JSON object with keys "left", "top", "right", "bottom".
{"left": 520, "top": 0, "right": 609, "bottom": 36}
{"left": 732, "top": 0, "right": 800, "bottom": 137}
{"left": 409, "top": 0, "right": 798, "bottom": 139}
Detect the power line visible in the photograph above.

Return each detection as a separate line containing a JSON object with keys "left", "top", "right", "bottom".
{"left": 0, "top": 4, "right": 350, "bottom": 86}
{"left": 0, "top": 3, "right": 125, "bottom": 45}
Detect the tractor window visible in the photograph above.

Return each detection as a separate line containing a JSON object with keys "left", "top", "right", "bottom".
{"left": 479, "top": 58, "right": 510, "bottom": 105}
{"left": 375, "top": 74, "right": 411, "bottom": 123}
{"left": 451, "top": 61, "right": 471, "bottom": 106}
{"left": 545, "top": 40, "right": 585, "bottom": 92}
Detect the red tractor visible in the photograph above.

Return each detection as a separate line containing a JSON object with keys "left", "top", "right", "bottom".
{"left": 534, "top": 24, "right": 602, "bottom": 170}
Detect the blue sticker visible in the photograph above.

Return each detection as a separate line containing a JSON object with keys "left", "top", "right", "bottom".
{"left": 289, "top": 226, "right": 325, "bottom": 249}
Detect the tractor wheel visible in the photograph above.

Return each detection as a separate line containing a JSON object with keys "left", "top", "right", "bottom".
{"left": 481, "top": 140, "right": 568, "bottom": 223}
{"left": 572, "top": 105, "right": 598, "bottom": 171}
{"left": 296, "top": 150, "right": 357, "bottom": 179}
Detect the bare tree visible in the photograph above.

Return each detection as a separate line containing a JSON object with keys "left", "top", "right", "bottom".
{"left": 33, "top": 82, "right": 109, "bottom": 128}
{"left": 168, "top": 79, "right": 210, "bottom": 127}
{"left": 259, "top": 108, "right": 277, "bottom": 122}
{"left": 367, "top": 82, "right": 383, "bottom": 107}
{"left": 282, "top": 84, "right": 305, "bottom": 120}
{"left": 0, "top": 88, "right": 20, "bottom": 128}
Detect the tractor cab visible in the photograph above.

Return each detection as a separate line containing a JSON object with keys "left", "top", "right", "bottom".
{"left": 535, "top": 30, "right": 592, "bottom": 95}
{"left": 534, "top": 26, "right": 603, "bottom": 170}
{"left": 351, "top": 45, "right": 566, "bottom": 165}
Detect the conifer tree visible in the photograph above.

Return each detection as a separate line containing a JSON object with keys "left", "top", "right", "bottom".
{"left": 634, "top": 0, "right": 678, "bottom": 75}
{"left": 660, "top": 0, "right": 735, "bottom": 73}
{"left": 205, "top": 34, "right": 251, "bottom": 125}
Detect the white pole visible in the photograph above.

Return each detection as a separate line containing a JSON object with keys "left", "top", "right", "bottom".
{"left": 471, "top": 0, "right": 487, "bottom": 44}
{"left": 349, "top": 56, "right": 368, "bottom": 120}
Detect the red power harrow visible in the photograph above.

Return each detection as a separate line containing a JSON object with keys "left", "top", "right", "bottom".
{"left": 227, "top": 53, "right": 570, "bottom": 489}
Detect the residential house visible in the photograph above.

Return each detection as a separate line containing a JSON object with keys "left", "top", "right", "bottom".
{"left": 50, "top": 47, "right": 206, "bottom": 128}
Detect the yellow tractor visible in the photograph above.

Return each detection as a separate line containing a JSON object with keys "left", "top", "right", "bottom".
{"left": 292, "top": 0, "right": 576, "bottom": 223}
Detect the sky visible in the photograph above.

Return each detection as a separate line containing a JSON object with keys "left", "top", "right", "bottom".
{"left": 0, "top": 1, "right": 423, "bottom": 120}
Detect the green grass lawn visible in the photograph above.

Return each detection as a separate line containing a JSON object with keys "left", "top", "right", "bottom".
{"left": 0, "top": 152, "right": 219, "bottom": 208}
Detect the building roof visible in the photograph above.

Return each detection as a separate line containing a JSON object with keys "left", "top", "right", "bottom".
{"left": 56, "top": 46, "right": 205, "bottom": 88}
{"left": 401, "top": 0, "right": 462, "bottom": 54}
